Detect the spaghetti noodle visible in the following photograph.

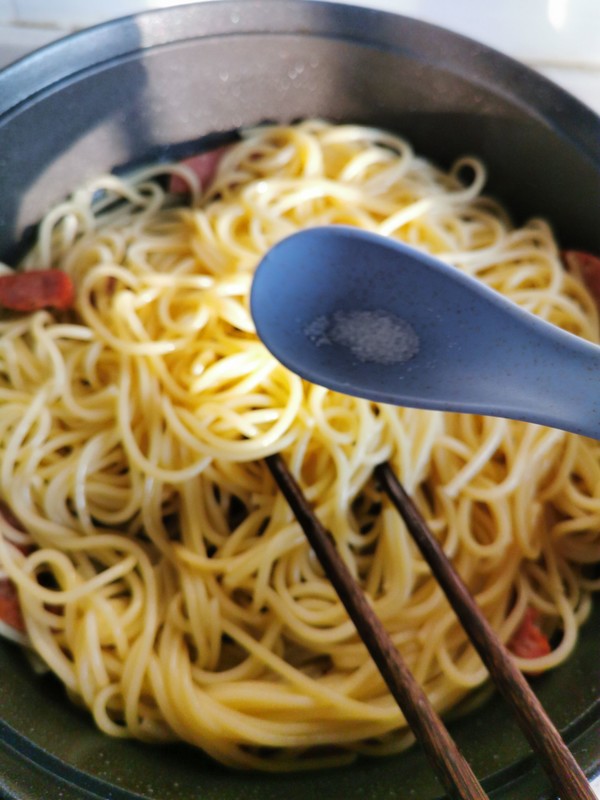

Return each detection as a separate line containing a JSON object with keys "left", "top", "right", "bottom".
{"left": 0, "top": 120, "right": 598, "bottom": 769}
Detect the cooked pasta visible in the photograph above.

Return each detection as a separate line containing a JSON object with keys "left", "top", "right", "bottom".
{"left": 0, "top": 120, "right": 599, "bottom": 770}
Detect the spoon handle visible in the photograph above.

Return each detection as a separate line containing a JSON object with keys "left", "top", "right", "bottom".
{"left": 470, "top": 318, "right": 600, "bottom": 440}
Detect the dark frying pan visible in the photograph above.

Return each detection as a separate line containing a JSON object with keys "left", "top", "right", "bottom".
{"left": 0, "top": 3, "right": 598, "bottom": 798}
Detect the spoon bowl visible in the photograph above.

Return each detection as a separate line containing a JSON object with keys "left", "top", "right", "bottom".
{"left": 251, "top": 226, "right": 600, "bottom": 439}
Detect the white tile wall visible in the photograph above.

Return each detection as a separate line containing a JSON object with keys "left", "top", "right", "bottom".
{"left": 0, "top": 23, "right": 64, "bottom": 66}
{"left": 303, "top": 0, "right": 600, "bottom": 65}
{"left": 0, "top": 0, "right": 16, "bottom": 24}
{"left": 9, "top": 0, "right": 198, "bottom": 28}
{"left": 0, "top": 0, "right": 599, "bottom": 114}
{"left": 5, "top": 0, "right": 600, "bottom": 64}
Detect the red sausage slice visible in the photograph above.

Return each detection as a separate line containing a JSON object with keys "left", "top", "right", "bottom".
{"left": 0, "top": 270, "right": 74, "bottom": 312}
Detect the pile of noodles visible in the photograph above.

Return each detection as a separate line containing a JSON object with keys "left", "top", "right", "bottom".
{"left": 0, "top": 120, "right": 599, "bottom": 770}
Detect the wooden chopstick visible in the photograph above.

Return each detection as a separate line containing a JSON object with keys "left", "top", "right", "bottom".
{"left": 375, "top": 461, "right": 595, "bottom": 800}
{"left": 265, "top": 453, "right": 489, "bottom": 800}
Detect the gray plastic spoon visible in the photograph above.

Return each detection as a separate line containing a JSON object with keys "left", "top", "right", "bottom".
{"left": 250, "top": 226, "right": 600, "bottom": 439}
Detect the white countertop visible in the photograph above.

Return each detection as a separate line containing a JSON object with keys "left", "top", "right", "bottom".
{"left": 1, "top": 0, "right": 599, "bottom": 115}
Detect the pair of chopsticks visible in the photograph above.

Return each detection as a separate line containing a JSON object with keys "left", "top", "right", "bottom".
{"left": 265, "top": 454, "right": 594, "bottom": 800}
